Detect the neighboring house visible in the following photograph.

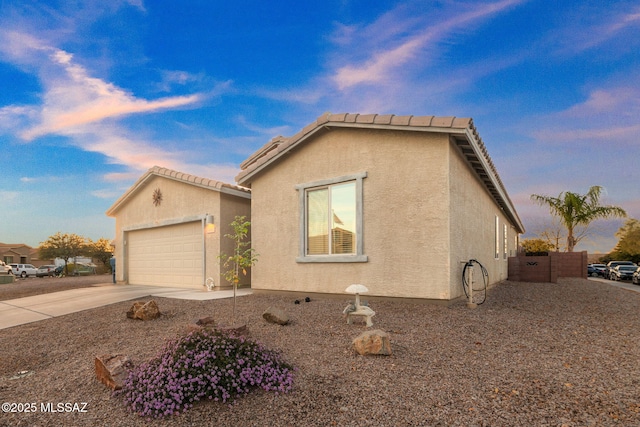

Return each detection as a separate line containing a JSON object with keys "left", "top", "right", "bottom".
{"left": 106, "top": 166, "right": 251, "bottom": 289}
{"left": 236, "top": 113, "right": 525, "bottom": 301}
{"left": 0, "top": 243, "right": 33, "bottom": 265}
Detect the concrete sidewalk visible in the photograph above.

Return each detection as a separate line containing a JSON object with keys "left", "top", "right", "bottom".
{"left": 0, "top": 284, "right": 251, "bottom": 330}
{"left": 588, "top": 276, "right": 640, "bottom": 293}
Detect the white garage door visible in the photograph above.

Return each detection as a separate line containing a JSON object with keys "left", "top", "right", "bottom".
{"left": 127, "top": 221, "right": 203, "bottom": 288}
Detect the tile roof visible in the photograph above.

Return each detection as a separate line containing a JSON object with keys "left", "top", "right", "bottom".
{"left": 106, "top": 166, "right": 250, "bottom": 216}
{"left": 236, "top": 112, "right": 524, "bottom": 233}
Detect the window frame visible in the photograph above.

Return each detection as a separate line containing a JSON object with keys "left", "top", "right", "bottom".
{"left": 295, "top": 172, "right": 367, "bottom": 263}
{"left": 495, "top": 216, "right": 500, "bottom": 260}
{"left": 503, "top": 223, "right": 508, "bottom": 260}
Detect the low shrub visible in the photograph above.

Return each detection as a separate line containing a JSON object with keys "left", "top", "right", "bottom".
{"left": 115, "top": 329, "right": 295, "bottom": 418}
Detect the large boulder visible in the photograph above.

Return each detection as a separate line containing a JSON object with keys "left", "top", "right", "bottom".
{"left": 126, "top": 300, "right": 161, "bottom": 321}
{"left": 95, "top": 354, "right": 133, "bottom": 390}
{"left": 353, "top": 329, "right": 392, "bottom": 356}
{"left": 262, "top": 307, "right": 289, "bottom": 325}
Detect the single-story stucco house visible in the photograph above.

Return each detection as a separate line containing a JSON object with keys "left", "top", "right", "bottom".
{"left": 106, "top": 166, "right": 251, "bottom": 289}
{"left": 235, "top": 113, "right": 525, "bottom": 301}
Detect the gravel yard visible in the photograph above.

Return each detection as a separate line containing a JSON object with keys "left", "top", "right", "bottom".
{"left": 1, "top": 278, "right": 639, "bottom": 426}
{"left": 0, "top": 275, "right": 111, "bottom": 301}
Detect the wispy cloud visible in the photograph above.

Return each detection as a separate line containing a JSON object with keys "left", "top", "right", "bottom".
{"left": 531, "top": 80, "right": 640, "bottom": 144}
{"left": 562, "top": 86, "right": 640, "bottom": 118}
{"left": 0, "top": 105, "right": 36, "bottom": 134}
{"left": 331, "top": 0, "right": 524, "bottom": 90}
{"left": 235, "top": 115, "right": 292, "bottom": 137}
{"left": 0, "top": 190, "right": 20, "bottom": 202}
{"left": 0, "top": 26, "right": 239, "bottom": 184}
{"left": 19, "top": 47, "right": 202, "bottom": 140}
{"left": 555, "top": 6, "right": 640, "bottom": 54}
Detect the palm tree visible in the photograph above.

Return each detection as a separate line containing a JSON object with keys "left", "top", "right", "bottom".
{"left": 530, "top": 186, "right": 626, "bottom": 252}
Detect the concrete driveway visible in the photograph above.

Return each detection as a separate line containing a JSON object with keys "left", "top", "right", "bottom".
{"left": 0, "top": 284, "right": 251, "bottom": 330}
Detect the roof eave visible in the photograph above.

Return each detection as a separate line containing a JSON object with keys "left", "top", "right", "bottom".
{"left": 107, "top": 166, "right": 251, "bottom": 217}
{"left": 236, "top": 117, "right": 524, "bottom": 234}
{"left": 456, "top": 128, "right": 525, "bottom": 233}
{"left": 106, "top": 169, "right": 156, "bottom": 217}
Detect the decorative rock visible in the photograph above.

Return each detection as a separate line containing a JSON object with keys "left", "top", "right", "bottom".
{"left": 218, "top": 323, "right": 248, "bottom": 336}
{"left": 353, "top": 330, "right": 392, "bottom": 356}
{"left": 126, "top": 300, "right": 161, "bottom": 320}
{"left": 262, "top": 307, "right": 289, "bottom": 325}
{"left": 195, "top": 316, "right": 216, "bottom": 327}
{"left": 126, "top": 302, "right": 143, "bottom": 318}
{"left": 95, "top": 354, "right": 133, "bottom": 390}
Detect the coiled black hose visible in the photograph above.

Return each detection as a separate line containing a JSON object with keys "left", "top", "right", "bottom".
{"left": 462, "top": 259, "right": 488, "bottom": 305}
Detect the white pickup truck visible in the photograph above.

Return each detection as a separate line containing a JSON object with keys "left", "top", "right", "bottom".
{"left": 0, "top": 261, "right": 13, "bottom": 275}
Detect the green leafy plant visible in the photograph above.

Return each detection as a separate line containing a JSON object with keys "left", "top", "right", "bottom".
{"left": 38, "top": 232, "right": 87, "bottom": 275}
{"left": 218, "top": 216, "right": 258, "bottom": 322}
{"left": 86, "top": 237, "right": 114, "bottom": 273}
{"left": 116, "top": 329, "right": 294, "bottom": 418}
{"left": 521, "top": 238, "right": 554, "bottom": 256}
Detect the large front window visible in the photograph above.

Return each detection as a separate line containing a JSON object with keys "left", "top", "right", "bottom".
{"left": 296, "top": 172, "right": 367, "bottom": 263}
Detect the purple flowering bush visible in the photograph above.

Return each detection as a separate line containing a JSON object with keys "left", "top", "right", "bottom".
{"left": 115, "top": 329, "right": 295, "bottom": 418}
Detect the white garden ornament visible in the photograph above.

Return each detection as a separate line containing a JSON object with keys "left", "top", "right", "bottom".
{"left": 344, "top": 284, "right": 375, "bottom": 327}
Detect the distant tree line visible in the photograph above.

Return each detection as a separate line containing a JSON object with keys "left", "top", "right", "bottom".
{"left": 600, "top": 219, "right": 640, "bottom": 264}
{"left": 38, "top": 232, "right": 114, "bottom": 274}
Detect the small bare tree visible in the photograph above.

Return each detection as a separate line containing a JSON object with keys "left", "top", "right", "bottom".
{"left": 218, "top": 216, "right": 258, "bottom": 323}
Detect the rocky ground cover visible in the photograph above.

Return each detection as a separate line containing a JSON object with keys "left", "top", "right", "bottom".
{"left": 1, "top": 278, "right": 639, "bottom": 426}
{"left": 0, "top": 274, "right": 110, "bottom": 301}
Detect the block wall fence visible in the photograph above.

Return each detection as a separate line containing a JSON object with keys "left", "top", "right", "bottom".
{"left": 508, "top": 251, "right": 588, "bottom": 283}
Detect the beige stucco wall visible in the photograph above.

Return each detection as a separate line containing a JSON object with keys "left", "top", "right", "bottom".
{"left": 249, "top": 128, "right": 455, "bottom": 299}
{"left": 110, "top": 175, "right": 250, "bottom": 287}
{"left": 448, "top": 139, "right": 517, "bottom": 299}
{"left": 248, "top": 128, "right": 521, "bottom": 300}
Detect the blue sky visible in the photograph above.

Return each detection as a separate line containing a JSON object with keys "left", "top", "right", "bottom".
{"left": 1, "top": 0, "right": 639, "bottom": 253}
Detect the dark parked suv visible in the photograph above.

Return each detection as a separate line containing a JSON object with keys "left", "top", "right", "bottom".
{"left": 605, "top": 261, "right": 636, "bottom": 280}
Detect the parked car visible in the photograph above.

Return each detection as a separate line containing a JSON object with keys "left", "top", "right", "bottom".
{"left": 588, "top": 263, "right": 606, "bottom": 277}
{"left": 36, "top": 265, "right": 57, "bottom": 277}
{"left": 611, "top": 265, "right": 637, "bottom": 281}
{"left": 0, "top": 260, "right": 13, "bottom": 275}
{"left": 633, "top": 267, "right": 640, "bottom": 285}
{"left": 10, "top": 263, "right": 38, "bottom": 278}
{"left": 605, "top": 261, "right": 636, "bottom": 280}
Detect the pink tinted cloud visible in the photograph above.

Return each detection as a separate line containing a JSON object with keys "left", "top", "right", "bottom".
{"left": 333, "top": 0, "right": 523, "bottom": 90}
{"left": 86, "top": 128, "right": 240, "bottom": 185}
{"left": 563, "top": 86, "right": 640, "bottom": 117}
{"left": 20, "top": 48, "right": 202, "bottom": 140}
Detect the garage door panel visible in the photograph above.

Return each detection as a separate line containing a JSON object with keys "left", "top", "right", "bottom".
{"left": 128, "top": 221, "right": 203, "bottom": 288}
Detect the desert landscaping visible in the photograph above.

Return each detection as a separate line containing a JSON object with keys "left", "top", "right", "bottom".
{"left": 1, "top": 277, "right": 640, "bottom": 426}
